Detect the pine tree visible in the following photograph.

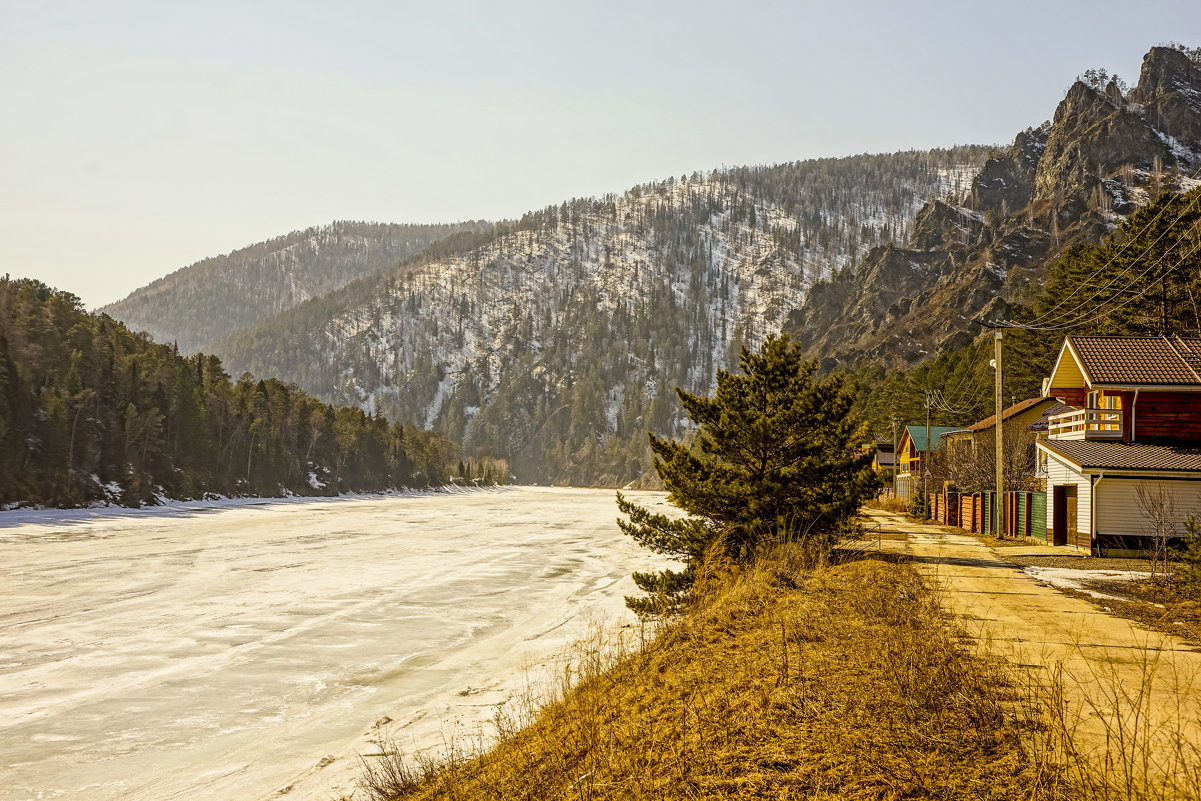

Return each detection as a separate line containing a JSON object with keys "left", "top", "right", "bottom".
{"left": 617, "top": 334, "right": 878, "bottom": 615}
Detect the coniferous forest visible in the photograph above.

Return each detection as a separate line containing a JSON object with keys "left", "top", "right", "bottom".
{"left": 0, "top": 277, "right": 508, "bottom": 508}
{"left": 217, "top": 149, "right": 988, "bottom": 485}
{"left": 855, "top": 186, "right": 1201, "bottom": 436}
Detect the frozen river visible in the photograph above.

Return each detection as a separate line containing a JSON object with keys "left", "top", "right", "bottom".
{"left": 0, "top": 487, "right": 670, "bottom": 801}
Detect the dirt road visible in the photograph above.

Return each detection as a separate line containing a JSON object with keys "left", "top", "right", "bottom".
{"left": 861, "top": 508, "right": 1201, "bottom": 773}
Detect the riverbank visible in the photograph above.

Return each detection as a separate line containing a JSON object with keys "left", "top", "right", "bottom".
{"left": 361, "top": 533, "right": 1201, "bottom": 800}
{"left": 359, "top": 553, "right": 1061, "bottom": 799}
{"left": 0, "top": 484, "right": 510, "bottom": 529}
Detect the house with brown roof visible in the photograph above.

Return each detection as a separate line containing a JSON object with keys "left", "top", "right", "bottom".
{"left": 941, "top": 397, "right": 1061, "bottom": 493}
{"left": 871, "top": 441, "right": 896, "bottom": 475}
{"left": 1036, "top": 335, "right": 1201, "bottom": 554}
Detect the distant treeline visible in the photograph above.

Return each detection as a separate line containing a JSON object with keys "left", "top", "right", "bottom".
{"left": 0, "top": 277, "right": 505, "bottom": 508}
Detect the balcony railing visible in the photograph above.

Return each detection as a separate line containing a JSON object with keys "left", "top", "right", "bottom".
{"left": 1048, "top": 407, "right": 1123, "bottom": 440}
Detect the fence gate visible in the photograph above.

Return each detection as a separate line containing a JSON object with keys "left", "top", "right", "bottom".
{"left": 1030, "top": 492, "right": 1046, "bottom": 541}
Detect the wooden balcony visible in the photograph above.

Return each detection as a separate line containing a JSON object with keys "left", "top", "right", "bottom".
{"left": 1047, "top": 407, "right": 1123, "bottom": 440}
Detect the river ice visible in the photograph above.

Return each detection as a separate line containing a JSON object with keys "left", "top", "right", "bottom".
{"left": 0, "top": 486, "right": 671, "bottom": 800}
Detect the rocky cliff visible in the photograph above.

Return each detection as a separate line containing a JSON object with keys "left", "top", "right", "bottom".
{"left": 788, "top": 45, "right": 1201, "bottom": 367}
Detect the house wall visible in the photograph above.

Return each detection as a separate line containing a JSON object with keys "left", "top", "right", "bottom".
{"left": 1095, "top": 477, "right": 1201, "bottom": 537}
{"left": 1045, "top": 453, "right": 1092, "bottom": 544}
{"left": 1048, "top": 386, "right": 1087, "bottom": 407}
{"left": 1133, "top": 392, "right": 1201, "bottom": 440}
{"left": 1050, "top": 351, "right": 1088, "bottom": 388}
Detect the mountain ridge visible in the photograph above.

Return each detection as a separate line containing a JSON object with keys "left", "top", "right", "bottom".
{"left": 213, "top": 150, "right": 987, "bottom": 483}
{"left": 100, "top": 46, "right": 1201, "bottom": 486}
{"left": 99, "top": 220, "right": 493, "bottom": 356}
{"left": 788, "top": 45, "right": 1201, "bottom": 367}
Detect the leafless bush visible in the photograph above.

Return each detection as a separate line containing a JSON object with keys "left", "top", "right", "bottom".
{"left": 1136, "top": 483, "right": 1177, "bottom": 577}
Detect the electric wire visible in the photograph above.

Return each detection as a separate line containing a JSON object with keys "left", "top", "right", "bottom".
{"left": 1013, "top": 174, "right": 1201, "bottom": 328}
{"left": 1008, "top": 230, "right": 1201, "bottom": 332}
{"left": 1017, "top": 201, "right": 1201, "bottom": 329}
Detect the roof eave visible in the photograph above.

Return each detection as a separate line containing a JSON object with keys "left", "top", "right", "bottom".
{"left": 1089, "top": 469, "right": 1201, "bottom": 478}
{"left": 1036, "top": 439, "right": 1082, "bottom": 468}
{"left": 1089, "top": 383, "right": 1201, "bottom": 391}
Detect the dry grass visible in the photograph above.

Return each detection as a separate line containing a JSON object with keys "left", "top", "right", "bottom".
{"left": 359, "top": 550, "right": 1201, "bottom": 801}
{"left": 362, "top": 553, "right": 1062, "bottom": 800}
{"left": 1054, "top": 578, "right": 1201, "bottom": 649}
{"left": 864, "top": 497, "right": 908, "bottom": 514}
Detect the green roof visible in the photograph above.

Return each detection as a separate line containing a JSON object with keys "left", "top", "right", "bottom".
{"left": 905, "top": 425, "right": 958, "bottom": 453}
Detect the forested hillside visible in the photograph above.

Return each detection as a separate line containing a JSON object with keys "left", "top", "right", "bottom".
{"left": 0, "top": 277, "right": 497, "bottom": 508}
{"left": 218, "top": 149, "right": 987, "bottom": 484}
{"left": 100, "top": 220, "right": 491, "bottom": 355}
{"left": 856, "top": 186, "right": 1201, "bottom": 437}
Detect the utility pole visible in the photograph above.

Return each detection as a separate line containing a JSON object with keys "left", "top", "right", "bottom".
{"left": 1162, "top": 274, "right": 1169, "bottom": 335}
{"left": 890, "top": 416, "right": 899, "bottom": 500}
{"left": 924, "top": 392, "right": 932, "bottom": 520}
{"left": 994, "top": 330, "right": 1004, "bottom": 538}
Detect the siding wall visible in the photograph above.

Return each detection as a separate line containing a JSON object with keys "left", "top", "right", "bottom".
{"left": 1045, "top": 453, "right": 1092, "bottom": 543}
{"left": 1095, "top": 478, "right": 1201, "bottom": 537}
{"left": 1049, "top": 386, "right": 1087, "bottom": 407}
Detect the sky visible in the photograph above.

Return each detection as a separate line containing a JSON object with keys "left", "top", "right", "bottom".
{"left": 2, "top": 1, "right": 1199, "bottom": 309}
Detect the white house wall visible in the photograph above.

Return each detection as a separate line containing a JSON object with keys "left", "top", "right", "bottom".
{"left": 1045, "top": 452, "right": 1092, "bottom": 537}
{"left": 1095, "top": 478, "right": 1201, "bottom": 537}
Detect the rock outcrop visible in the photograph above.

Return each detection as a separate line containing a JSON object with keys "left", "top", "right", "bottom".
{"left": 787, "top": 45, "right": 1201, "bottom": 368}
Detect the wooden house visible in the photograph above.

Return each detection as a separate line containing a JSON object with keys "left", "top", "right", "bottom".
{"left": 872, "top": 441, "right": 896, "bottom": 474}
{"left": 895, "top": 424, "right": 957, "bottom": 501}
{"left": 1036, "top": 335, "right": 1201, "bottom": 554}
{"left": 942, "top": 397, "right": 1061, "bottom": 492}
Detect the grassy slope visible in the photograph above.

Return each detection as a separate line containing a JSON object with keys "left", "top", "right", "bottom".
{"left": 365, "top": 555, "right": 1066, "bottom": 800}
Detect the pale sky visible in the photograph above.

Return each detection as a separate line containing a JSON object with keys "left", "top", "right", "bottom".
{"left": 3, "top": 0, "right": 1199, "bottom": 309}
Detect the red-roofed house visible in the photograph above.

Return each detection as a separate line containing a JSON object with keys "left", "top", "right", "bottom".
{"left": 1036, "top": 335, "right": 1201, "bottom": 554}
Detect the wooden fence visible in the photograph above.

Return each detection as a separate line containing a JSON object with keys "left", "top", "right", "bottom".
{"left": 929, "top": 490, "right": 1046, "bottom": 539}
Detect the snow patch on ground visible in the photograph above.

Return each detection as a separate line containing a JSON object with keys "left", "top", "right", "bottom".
{"left": 0, "top": 485, "right": 508, "bottom": 530}
{"left": 1021, "top": 565, "right": 1152, "bottom": 604}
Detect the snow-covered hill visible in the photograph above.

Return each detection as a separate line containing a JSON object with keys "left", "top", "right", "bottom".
{"left": 221, "top": 151, "right": 987, "bottom": 483}
{"left": 100, "top": 220, "right": 490, "bottom": 355}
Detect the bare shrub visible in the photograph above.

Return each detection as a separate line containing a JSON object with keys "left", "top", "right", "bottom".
{"left": 1042, "top": 638, "right": 1201, "bottom": 800}
{"left": 1136, "top": 482, "right": 1178, "bottom": 576}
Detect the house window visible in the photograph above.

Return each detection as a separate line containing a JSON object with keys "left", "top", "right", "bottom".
{"left": 1087, "top": 390, "right": 1100, "bottom": 409}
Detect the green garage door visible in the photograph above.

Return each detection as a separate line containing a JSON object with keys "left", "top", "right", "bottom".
{"left": 1030, "top": 492, "right": 1046, "bottom": 541}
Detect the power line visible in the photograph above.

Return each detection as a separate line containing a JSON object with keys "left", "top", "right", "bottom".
{"left": 1016, "top": 177, "right": 1201, "bottom": 328}
{"left": 1006, "top": 231, "right": 1201, "bottom": 332}
{"left": 940, "top": 343, "right": 987, "bottom": 408}
{"left": 1020, "top": 198, "right": 1201, "bottom": 329}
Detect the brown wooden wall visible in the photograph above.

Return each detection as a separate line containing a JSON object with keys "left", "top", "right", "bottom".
{"left": 1133, "top": 392, "right": 1201, "bottom": 440}
{"left": 1049, "top": 386, "right": 1086, "bottom": 407}
{"left": 959, "top": 495, "right": 975, "bottom": 531}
